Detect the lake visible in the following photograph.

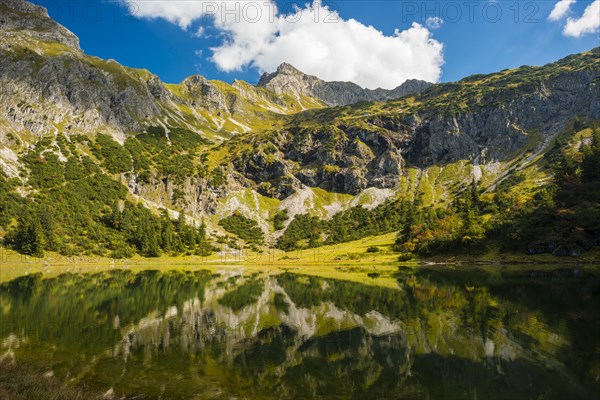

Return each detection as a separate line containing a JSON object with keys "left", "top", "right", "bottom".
{"left": 1, "top": 265, "right": 599, "bottom": 399}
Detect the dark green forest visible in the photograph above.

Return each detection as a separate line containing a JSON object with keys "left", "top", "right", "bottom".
{"left": 0, "top": 132, "right": 213, "bottom": 258}
{"left": 219, "top": 213, "right": 265, "bottom": 245}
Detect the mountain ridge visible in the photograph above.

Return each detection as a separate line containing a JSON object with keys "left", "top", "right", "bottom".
{"left": 0, "top": 0, "right": 327, "bottom": 145}
{"left": 0, "top": 0, "right": 429, "bottom": 145}
{"left": 0, "top": 0, "right": 599, "bottom": 259}
{"left": 258, "top": 62, "right": 433, "bottom": 106}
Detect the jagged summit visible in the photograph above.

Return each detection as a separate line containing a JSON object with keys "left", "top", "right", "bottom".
{"left": 0, "top": 0, "right": 81, "bottom": 50}
{"left": 257, "top": 62, "right": 433, "bottom": 106}
{"left": 275, "top": 62, "right": 303, "bottom": 75}
{"left": 0, "top": 0, "right": 426, "bottom": 110}
{"left": 257, "top": 62, "right": 306, "bottom": 86}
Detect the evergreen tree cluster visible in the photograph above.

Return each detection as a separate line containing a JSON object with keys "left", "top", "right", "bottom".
{"left": 218, "top": 213, "right": 264, "bottom": 244}
{"left": 496, "top": 127, "right": 600, "bottom": 255}
{"left": 2, "top": 133, "right": 214, "bottom": 258}
{"left": 272, "top": 210, "right": 289, "bottom": 231}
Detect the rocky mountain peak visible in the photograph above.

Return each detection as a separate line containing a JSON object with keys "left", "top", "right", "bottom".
{"left": 2, "top": 0, "right": 45, "bottom": 14}
{"left": 276, "top": 62, "right": 303, "bottom": 75}
{"left": 257, "top": 62, "right": 318, "bottom": 90}
{"left": 181, "top": 74, "right": 230, "bottom": 111}
{"left": 182, "top": 74, "right": 210, "bottom": 90}
{"left": 0, "top": 0, "right": 80, "bottom": 50}
{"left": 257, "top": 62, "right": 433, "bottom": 106}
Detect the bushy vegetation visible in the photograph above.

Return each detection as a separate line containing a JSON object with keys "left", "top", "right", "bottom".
{"left": 4, "top": 135, "right": 214, "bottom": 258}
{"left": 272, "top": 209, "right": 289, "bottom": 230}
{"left": 218, "top": 213, "right": 264, "bottom": 244}
{"left": 275, "top": 196, "right": 444, "bottom": 251}
{"left": 130, "top": 126, "right": 211, "bottom": 182}
{"left": 276, "top": 214, "right": 321, "bottom": 251}
{"left": 495, "top": 126, "right": 600, "bottom": 256}
{"left": 76, "top": 126, "right": 212, "bottom": 186}
{"left": 91, "top": 133, "right": 132, "bottom": 174}
{"left": 0, "top": 172, "right": 25, "bottom": 228}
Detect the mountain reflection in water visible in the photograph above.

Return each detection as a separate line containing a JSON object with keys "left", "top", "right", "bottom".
{"left": 1, "top": 266, "right": 599, "bottom": 399}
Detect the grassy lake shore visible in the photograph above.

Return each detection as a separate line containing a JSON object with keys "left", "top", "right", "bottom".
{"left": 2, "top": 231, "right": 598, "bottom": 285}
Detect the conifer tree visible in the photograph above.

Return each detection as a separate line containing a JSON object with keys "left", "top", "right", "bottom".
{"left": 14, "top": 215, "right": 46, "bottom": 257}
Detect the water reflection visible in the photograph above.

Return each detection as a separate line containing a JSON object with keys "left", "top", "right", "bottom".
{"left": 1, "top": 266, "right": 598, "bottom": 399}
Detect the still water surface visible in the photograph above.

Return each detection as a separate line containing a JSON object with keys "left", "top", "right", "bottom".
{"left": 1, "top": 266, "right": 599, "bottom": 399}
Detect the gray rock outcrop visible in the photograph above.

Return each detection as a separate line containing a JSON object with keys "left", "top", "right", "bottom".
{"left": 258, "top": 63, "right": 433, "bottom": 106}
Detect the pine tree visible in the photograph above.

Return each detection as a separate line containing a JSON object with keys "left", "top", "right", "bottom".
{"left": 146, "top": 231, "right": 161, "bottom": 257}
{"left": 582, "top": 129, "right": 600, "bottom": 183}
{"left": 398, "top": 201, "right": 416, "bottom": 244}
{"left": 13, "top": 215, "right": 46, "bottom": 257}
{"left": 38, "top": 207, "right": 56, "bottom": 251}
{"left": 197, "top": 220, "right": 207, "bottom": 243}
{"left": 160, "top": 209, "right": 174, "bottom": 252}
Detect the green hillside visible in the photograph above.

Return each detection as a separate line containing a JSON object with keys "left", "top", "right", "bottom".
{"left": 0, "top": 0, "right": 598, "bottom": 261}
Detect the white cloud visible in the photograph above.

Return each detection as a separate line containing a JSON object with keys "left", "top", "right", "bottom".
{"left": 193, "top": 26, "right": 205, "bottom": 38}
{"left": 548, "top": 0, "right": 576, "bottom": 21}
{"left": 121, "top": 0, "right": 444, "bottom": 89}
{"left": 426, "top": 17, "right": 443, "bottom": 30}
{"left": 563, "top": 0, "right": 600, "bottom": 37}
{"left": 122, "top": 1, "right": 214, "bottom": 29}
{"left": 209, "top": 1, "right": 280, "bottom": 72}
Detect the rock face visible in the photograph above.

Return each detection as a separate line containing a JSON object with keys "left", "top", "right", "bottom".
{"left": 0, "top": 50, "right": 165, "bottom": 136}
{"left": 0, "top": 0, "right": 80, "bottom": 49}
{"left": 0, "top": 0, "right": 323, "bottom": 140}
{"left": 236, "top": 50, "right": 600, "bottom": 195}
{"left": 181, "top": 75, "right": 229, "bottom": 111}
{"left": 404, "top": 68, "right": 600, "bottom": 168}
{"left": 258, "top": 63, "right": 433, "bottom": 106}
{"left": 0, "top": 0, "right": 171, "bottom": 136}
{"left": 1, "top": 0, "right": 599, "bottom": 227}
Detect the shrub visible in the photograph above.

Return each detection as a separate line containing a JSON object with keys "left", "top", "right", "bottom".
{"left": 273, "top": 210, "right": 289, "bottom": 230}
{"left": 397, "top": 252, "right": 414, "bottom": 262}
{"left": 219, "top": 213, "right": 264, "bottom": 244}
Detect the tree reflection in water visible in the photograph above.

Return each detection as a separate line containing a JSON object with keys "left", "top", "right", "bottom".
{"left": 0, "top": 266, "right": 598, "bottom": 399}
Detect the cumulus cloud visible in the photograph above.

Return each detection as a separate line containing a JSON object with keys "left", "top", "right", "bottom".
{"left": 121, "top": 0, "right": 444, "bottom": 89}
{"left": 214, "top": 2, "right": 444, "bottom": 88}
{"left": 123, "top": 0, "right": 214, "bottom": 29}
{"left": 563, "top": 0, "right": 600, "bottom": 37}
{"left": 209, "top": 1, "right": 281, "bottom": 72}
{"left": 426, "top": 17, "right": 443, "bottom": 30}
{"left": 548, "top": 0, "right": 576, "bottom": 21}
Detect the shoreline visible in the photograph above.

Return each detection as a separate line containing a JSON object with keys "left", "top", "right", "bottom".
{"left": 1, "top": 244, "right": 599, "bottom": 287}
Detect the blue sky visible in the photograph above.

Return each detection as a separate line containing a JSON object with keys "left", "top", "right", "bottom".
{"left": 33, "top": 1, "right": 600, "bottom": 88}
